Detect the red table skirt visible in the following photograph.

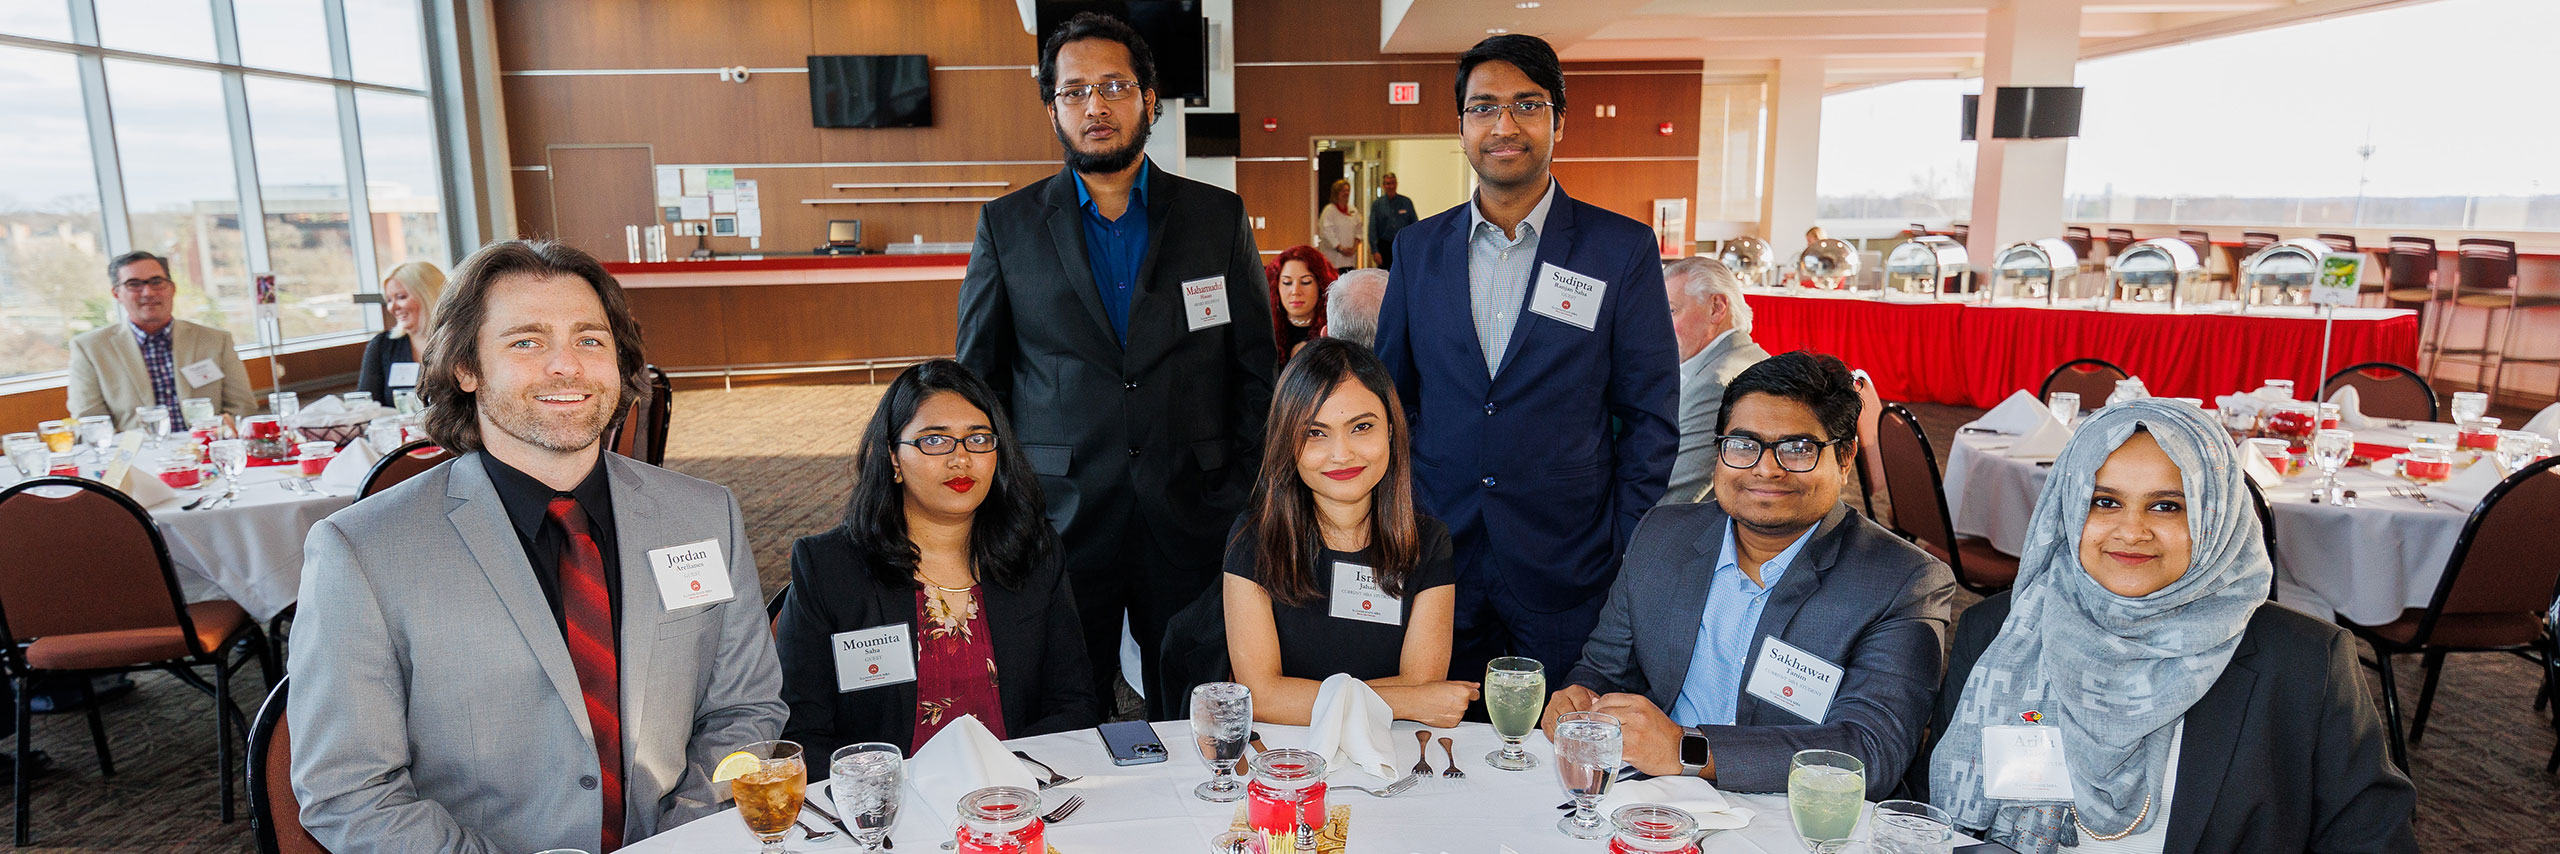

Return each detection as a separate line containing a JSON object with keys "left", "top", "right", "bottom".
{"left": 1741, "top": 294, "right": 2422, "bottom": 409}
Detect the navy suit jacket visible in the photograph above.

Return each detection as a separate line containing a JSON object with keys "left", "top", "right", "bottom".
{"left": 1373, "top": 182, "right": 1679, "bottom": 609}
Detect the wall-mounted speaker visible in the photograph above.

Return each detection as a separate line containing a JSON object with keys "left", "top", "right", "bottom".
{"left": 1961, "top": 93, "right": 1979, "bottom": 141}
{"left": 1989, "top": 86, "right": 2083, "bottom": 139}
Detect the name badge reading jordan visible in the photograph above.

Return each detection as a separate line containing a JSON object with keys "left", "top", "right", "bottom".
{"left": 1744, "top": 635, "right": 1844, "bottom": 724}
{"left": 647, "top": 538, "right": 736, "bottom": 610}
{"left": 1182, "top": 275, "right": 1233, "bottom": 331}
{"left": 1528, "top": 263, "right": 1607, "bottom": 331}
{"left": 1326, "top": 561, "right": 1401, "bottom": 626}
{"left": 180, "top": 358, "right": 224, "bottom": 388}
{"left": 832, "top": 624, "right": 919, "bottom": 692}
{"left": 1982, "top": 723, "right": 2078, "bottom": 800}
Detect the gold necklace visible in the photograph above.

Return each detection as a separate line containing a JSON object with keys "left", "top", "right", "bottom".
{"left": 2072, "top": 793, "right": 2153, "bottom": 842}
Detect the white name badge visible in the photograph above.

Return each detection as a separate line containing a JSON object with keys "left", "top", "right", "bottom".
{"left": 646, "top": 538, "right": 737, "bottom": 611}
{"left": 1181, "top": 274, "right": 1234, "bottom": 331}
{"left": 1325, "top": 561, "right": 1401, "bottom": 626}
{"left": 1528, "top": 263, "right": 1607, "bottom": 331}
{"left": 832, "top": 623, "right": 918, "bottom": 692}
{"left": 1744, "top": 635, "right": 1844, "bottom": 724}
{"left": 387, "top": 361, "right": 420, "bottom": 388}
{"left": 1982, "top": 724, "right": 2079, "bottom": 801}
{"left": 179, "top": 358, "right": 224, "bottom": 388}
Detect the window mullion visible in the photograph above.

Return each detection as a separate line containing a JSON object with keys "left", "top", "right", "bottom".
{"left": 68, "top": 0, "right": 133, "bottom": 255}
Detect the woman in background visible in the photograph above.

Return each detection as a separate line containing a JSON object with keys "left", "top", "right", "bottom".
{"left": 1316, "top": 178, "right": 1362, "bottom": 270}
{"left": 357, "top": 261, "right": 445, "bottom": 403}
{"left": 1266, "top": 245, "right": 1336, "bottom": 362}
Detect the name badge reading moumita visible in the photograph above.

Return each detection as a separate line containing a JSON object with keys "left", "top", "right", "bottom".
{"left": 832, "top": 624, "right": 918, "bottom": 692}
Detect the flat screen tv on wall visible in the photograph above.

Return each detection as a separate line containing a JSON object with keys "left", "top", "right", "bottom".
{"left": 809, "top": 54, "right": 933, "bottom": 128}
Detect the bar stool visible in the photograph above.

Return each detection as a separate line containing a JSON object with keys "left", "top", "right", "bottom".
{"left": 2104, "top": 228, "right": 2135, "bottom": 259}
{"left": 1951, "top": 223, "right": 1969, "bottom": 246}
{"left": 2445, "top": 238, "right": 2557, "bottom": 407}
{"left": 2378, "top": 235, "right": 2447, "bottom": 366}
{"left": 2064, "top": 226, "right": 2097, "bottom": 274}
{"left": 2227, "top": 231, "right": 2278, "bottom": 300}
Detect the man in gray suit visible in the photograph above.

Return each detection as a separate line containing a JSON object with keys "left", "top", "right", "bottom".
{"left": 1545, "top": 351, "right": 1951, "bottom": 798}
{"left": 1660, "top": 256, "right": 1768, "bottom": 505}
{"left": 288, "top": 240, "right": 784, "bottom": 853}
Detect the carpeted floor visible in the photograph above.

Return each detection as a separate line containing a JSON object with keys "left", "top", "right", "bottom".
{"left": 6, "top": 384, "right": 2548, "bottom": 851}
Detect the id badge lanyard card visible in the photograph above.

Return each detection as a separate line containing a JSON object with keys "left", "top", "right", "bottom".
{"left": 1981, "top": 710, "right": 2077, "bottom": 801}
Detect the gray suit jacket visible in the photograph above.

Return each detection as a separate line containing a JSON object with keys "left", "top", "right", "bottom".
{"left": 1660, "top": 330, "right": 1770, "bottom": 505}
{"left": 287, "top": 452, "right": 785, "bottom": 853}
{"left": 65, "top": 319, "right": 254, "bottom": 430}
{"left": 1565, "top": 500, "right": 1953, "bottom": 797}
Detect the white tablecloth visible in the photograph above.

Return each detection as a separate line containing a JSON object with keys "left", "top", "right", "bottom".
{"left": 1944, "top": 423, "right": 2469, "bottom": 626}
{"left": 4, "top": 446, "right": 352, "bottom": 621}
{"left": 626, "top": 721, "right": 1971, "bottom": 854}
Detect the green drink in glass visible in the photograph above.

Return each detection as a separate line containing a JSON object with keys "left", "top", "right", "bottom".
{"left": 1788, "top": 749, "right": 1865, "bottom": 850}
{"left": 1484, "top": 657, "right": 1546, "bottom": 771}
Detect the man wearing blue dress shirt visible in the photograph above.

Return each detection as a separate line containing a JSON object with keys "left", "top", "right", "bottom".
{"left": 1548, "top": 352, "right": 1953, "bottom": 798}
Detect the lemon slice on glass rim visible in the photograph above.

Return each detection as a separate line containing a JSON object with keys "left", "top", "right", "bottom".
{"left": 712, "top": 750, "right": 762, "bottom": 783}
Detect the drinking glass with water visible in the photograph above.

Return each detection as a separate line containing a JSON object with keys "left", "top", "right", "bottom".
{"left": 1191, "top": 681, "right": 1252, "bottom": 802}
{"left": 1484, "top": 656, "right": 1546, "bottom": 770}
{"left": 830, "top": 742, "right": 903, "bottom": 852}
{"left": 1869, "top": 798, "right": 1954, "bottom": 854}
{"left": 1553, "top": 711, "right": 1622, "bottom": 839}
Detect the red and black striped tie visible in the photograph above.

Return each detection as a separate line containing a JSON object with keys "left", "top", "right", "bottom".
{"left": 548, "top": 497, "right": 624, "bottom": 852}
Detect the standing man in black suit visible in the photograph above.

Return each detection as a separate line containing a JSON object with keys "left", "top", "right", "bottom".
{"left": 958, "top": 12, "right": 1274, "bottom": 717}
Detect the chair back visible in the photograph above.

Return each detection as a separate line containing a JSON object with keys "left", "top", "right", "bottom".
{"left": 608, "top": 365, "right": 675, "bottom": 466}
{"left": 2104, "top": 228, "right": 2135, "bottom": 256}
{"left": 2316, "top": 233, "right": 2358, "bottom": 253}
{"left": 766, "top": 583, "right": 789, "bottom": 636}
{"left": 1851, "top": 370, "right": 1886, "bottom": 520}
{"left": 2321, "top": 361, "right": 2438, "bottom": 422}
{"left": 2243, "top": 477, "right": 2279, "bottom": 601}
{"left": 2385, "top": 235, "right": 2438, "bottom": 291}
{"left": 2037, "top": 358, "right": 2130, "bottom": 406}
{"left": 2240, "top": 231, "right": 2279, "bottom": 253}
{"left": 359, "top": 441, "right": 451, "bottom": 498}
{"left": 249, "top": 676, "right": 330, "bottom": 854}
{"left": 2063, "top": 226, "right": 2094, "bottom": 259}
{"left": 2454, "top": 238, "right": 2519, "bottom": 298}
{"left": 0, "top": 478, "right": 202, "bottom": 647}
{"left": 1874, "top": 404, "right": 1959, "bottom": 558}
{"left": 2177, "top": 229, "right": 2213, "bottom": 262}
{"left": 2413, "top": 457, "right": 2560, "bottom": 640}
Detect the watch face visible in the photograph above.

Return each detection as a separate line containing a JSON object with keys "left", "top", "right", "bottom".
{"left": 1680, "top": 733, "right": 1712, "bottom": 766}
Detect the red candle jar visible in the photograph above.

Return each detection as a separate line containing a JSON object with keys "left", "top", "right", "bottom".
{"left": 47, "top": 454, "right": 78, "bottom": 477}
{"left": 297, "top": 441, "right": 335, "bottom": 476}
{"left": 1246, "top": 749, "right": 1328, "bottom": 842}
{"left": 1610, "top": 804, "right": 1702, "bottom": 854}
{"left": 159, "top": 464, "right": 203, "bottom": 489}
{"left": 2458, "top": 418, "right": 2502, "bottom": 451}
{"left": 2399, "top": 443, "right": 2454, "bottom": 482}
{"left": 953, "top": 786, "right": 1045, "bottom": 854}
{"left": 2263, "top": 402, "right": 2317, "bottom": 452}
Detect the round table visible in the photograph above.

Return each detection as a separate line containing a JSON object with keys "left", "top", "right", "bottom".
{"left": 625, "top": 721, "right": 1973, "bottom": 853}
{"left": 1943, "top": 421, "right": 2469, "bottom": 625}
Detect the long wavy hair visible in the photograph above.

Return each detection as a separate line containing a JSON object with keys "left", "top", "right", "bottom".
{"left": 842, "top": 360, "right": 1055, "bottom": 592}
{"left": 1265, "top": 244, "right": 1335, "bottom": 357}
{"left": 1241, "top": 338, "right": 1419, "bottom": 606}
{"left": 417, "top": 241, "right": 648, "bottom": 455}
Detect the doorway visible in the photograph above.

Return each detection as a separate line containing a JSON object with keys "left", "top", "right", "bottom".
{"left": 1309, "top": 136, "right": 1473, "bottom": 270}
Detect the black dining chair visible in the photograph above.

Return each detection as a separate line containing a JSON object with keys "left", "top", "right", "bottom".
{"left": 1875, "top": 404, "right": 2017, "bottom": 595}
{"left": 2037, "top": 358, "right": 2130, "bottom": 411}
{"left": 2320, "top": 362, "right": 2439, "bottom": 422}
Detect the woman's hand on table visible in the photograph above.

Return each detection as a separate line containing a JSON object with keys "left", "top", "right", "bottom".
{"left": 1383, "top": 680, "right": 1480, "bottom": 728}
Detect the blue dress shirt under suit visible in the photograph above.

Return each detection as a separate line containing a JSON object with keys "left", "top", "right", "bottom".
{"left": 1668, "top": 520, "right": 1812, "bottom": 727}
{"left": 1073, "top": 161, "right": 1150, "bottom": 344}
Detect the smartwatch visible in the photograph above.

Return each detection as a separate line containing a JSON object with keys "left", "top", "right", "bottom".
{"left": 1679, "top": 727, "right": 1713, "bottom": 777}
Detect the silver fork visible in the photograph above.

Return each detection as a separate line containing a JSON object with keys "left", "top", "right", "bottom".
{"left": 1331, "top": 773, "right": 1423, "bottom": 798}
{"left": 1039, "top": 793, "right": 1085, "bottom": 823}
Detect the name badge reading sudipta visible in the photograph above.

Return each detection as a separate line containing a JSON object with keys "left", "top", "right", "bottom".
{"left": 832, "top": 624, "right": 918, "bottom": 692}
{"left": 647, "top": 538, "right": 736, "bottom": 610}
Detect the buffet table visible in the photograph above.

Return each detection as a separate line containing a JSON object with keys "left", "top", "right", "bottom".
{"left": 626, "top": 720, "right": 1969, "bottom": 853}
{"left": 1742, "top": 290, "right": 2421, "bottom": 409}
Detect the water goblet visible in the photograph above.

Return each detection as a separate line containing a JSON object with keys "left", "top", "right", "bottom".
{"left": 2450, "top": 391, "right": 2488, "bottom": 425}
{"left": 1191, "top": 682, "right": 1252, "bottom": 802}
{"left": 2311, "top": 428, "right": 2354, "bottom": 503}
{"left": 830, "top": 742, "right": 903, "bottom": 852}
{"left": 137, "top": 405, "right": 172, "bottom": 447}
{"left": 1871, "top": 798, "right": 1955, "bottom": 854}
{"left": 1788, "top": 749, "right": 1866, "bottom": 851}
{"left": 1553, "top": 711, "right": 1622, "bottom": 839}
{"left": 2046, "top": 392, "right": 2080, "bottom": 428}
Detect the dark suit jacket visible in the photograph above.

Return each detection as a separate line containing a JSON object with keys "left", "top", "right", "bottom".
{"left": 356, "top": 331, "right": 416, "bottom": 404}
{"left": 774, "top": 527, "right": 1101, "bottom": 768}
{"left": 1373, "top": 183, "right": 1680, "bottom": 610}
{"left": 1564, "top": 500, "right": 1954, "bottom": 798}
{"left": 1910, "top": 593, "right": 2417, "bottom": 854}
{"left": 957, "top": 160, "right": 1275, "bottom": 576}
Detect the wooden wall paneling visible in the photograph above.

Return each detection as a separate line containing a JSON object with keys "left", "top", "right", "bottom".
{"left": 502, "top": 74, "right": 826, "bottom": 167}
{"left": 623, "top": 287, "right": 731, "bottom": 371}
{"left": 511, "top": 171, "right": 556, "bottom": 241}
{"left": 547, "top": 146, "right": 660, "bottom": 261}
{"left": 1233, "top": 63, "right": 1462, "bottom": 159}
{"left": 1558, "top": 71, "right": 1701, "bottom": 159}
{"left": 812, "top": 70, "right": 1057, "bottom": 164}
{"left": 714, "top": 280, "right": 962, "bottom": 366}
{"left": 1237, "top": 160, "right": 1314, "bottom": 256}
{"left": 494, "top": 0, "right": 816, "bottom": 71}
{"left": 1233, "top": 0, "right": 1429, "bottom": 64}
{"left": 1548, "top": 159, "right": 1698, "bottom": 228}
{"left": 808, "top": 0, "right": 1036, "bottom": 65}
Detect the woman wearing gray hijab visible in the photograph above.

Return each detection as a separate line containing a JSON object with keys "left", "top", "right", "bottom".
{"left": 1909, "top": 399, "right": 2412, "bottom": 853}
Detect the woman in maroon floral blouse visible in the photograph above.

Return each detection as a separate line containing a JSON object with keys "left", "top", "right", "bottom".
{"left": 776, "top": 361, "right": 1102, "bottom": 768}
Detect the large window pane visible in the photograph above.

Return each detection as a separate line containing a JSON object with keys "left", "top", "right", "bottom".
{"left": 0, "top": 47, "right": 110, "bottom": 381}
{"left": 345, "top": 0, "right": 425, "bottom": 89}
{"left": 247, "top": 77, "right": 362, "bottom": 340}
{"left": 0, "top": 2, "right": 74, "bottom": 42}
{"left": 357, "top": 91, "right": 447, "bottom": 278}
{"left": 107, "top": 60, "right": 252, "bottom": 342}
{"left": 96, "top": 0, "right": 217, "bottom": 62}
{"left": 233, "top": 0, "right": 332, "bottom": 77}
{"left": 1818, "top": 78, "right": 1975, "bottom": 225}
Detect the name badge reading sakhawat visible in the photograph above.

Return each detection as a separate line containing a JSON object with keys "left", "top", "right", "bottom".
{"left": 1744, "top": 635, "right": 1843, "bottom": 723}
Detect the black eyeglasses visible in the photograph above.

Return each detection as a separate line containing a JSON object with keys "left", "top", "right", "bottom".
{"left": 1716, "top": 435, "right": 1848, "bottom": 473}
{"left": 116, "top": 276, "right": 174, "bottom": 292}
{"left": 1052, "top": 80, "right": 1143, "bottom": 105}
{"left": 1460, "top": 101, "right": 1555, "bottom": 124}
{"left": 898, "top": 433, "right": 998, "bottom": 456}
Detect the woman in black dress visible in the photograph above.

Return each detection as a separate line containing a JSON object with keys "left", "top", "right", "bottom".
{"left": 357, "top": 261, "right": 444, "bottom": 403}
{"left": 1223, "top": 338, "right": 1476, "bottom": 726}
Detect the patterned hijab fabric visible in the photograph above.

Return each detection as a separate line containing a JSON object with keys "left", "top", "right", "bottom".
{"left": 1929, "top": 398, "right": 2270, "bottom": 852}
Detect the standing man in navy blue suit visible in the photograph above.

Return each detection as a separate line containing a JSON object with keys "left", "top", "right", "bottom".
{"left": 1373, "top": 34, "right": 1680, "bottom": 684}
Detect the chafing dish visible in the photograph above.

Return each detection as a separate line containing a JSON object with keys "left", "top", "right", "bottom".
{"left": 1796, "top": 238, "right": 1861, "bottom": 290}
{"left": 1884, "top": 235, "right": 1972, "bottom": 299}
{"left": 2106, "top": 237, "right": 2206, "bottom": 311}
{"left": 2238, "top": 238, "right": 2333, "bottom": 309}
{"left": 1993, "top": 239, "right": 2080, "bottom": 303}
{"left": 1717, "top": 236, "right": 1777, "bottom": 288}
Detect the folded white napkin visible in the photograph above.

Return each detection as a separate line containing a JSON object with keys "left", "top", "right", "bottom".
{"left": 1308, "top": 674, "right": 1397, "bottom": 780}
{"left": 286, "top": 396, "right": 396, "bottom": 429}
{"left": 2430, "top": 460, "right": 2506, "bottom": 512}
{"left": 112, "top": 461, "right": 182, "bottom": 510}
{"left": 2522, "top": 402, "right": 2560, "bottom": 442}
{"left": 2250, "top": 383, "right": 2296, "bottom": 402}
{"left": 1965, "top": 390, "right": 2054, "bottom": 435}
{"left": 1594, "top": 776, "right": 1756, "bottom": 831}
{"left": 2327, "top": 385, "right": 2373, "bottom": 430}
{"left": 907, "top": 714, "right": 1038, "bottom": 826}
{"left": 2241, "top": 447, "right": 2285, "bottom": 490}
{"left": 2005, "top": 414, "right": 2074, "bottom": 461}
{"left": 2215, "top": 393, "right": 2272, "bottom": 423}
{"left": 317, "top": 440, "right": 383, "bottom": 494}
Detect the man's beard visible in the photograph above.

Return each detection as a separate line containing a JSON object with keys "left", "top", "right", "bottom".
{"left": 1054, "top": 112, "right": 1152, "bottom": 174}
{"left": 482, "top": 384, "right": 615, "bottom": 454}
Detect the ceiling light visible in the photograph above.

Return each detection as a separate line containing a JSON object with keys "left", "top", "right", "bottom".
{"left": 1486, "top": 27, "right": 1508, "bottom": 34}
{"left": 1515, "top": 1, "right": 1541, "bottom": 7}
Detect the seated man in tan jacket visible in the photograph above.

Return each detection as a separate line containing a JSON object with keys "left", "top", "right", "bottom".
{"left": 67, "top": 251, "right": 253, "bottom": 431}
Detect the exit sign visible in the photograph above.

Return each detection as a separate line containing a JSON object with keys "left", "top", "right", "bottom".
{"left": 1388, "top": 81, "right": 1420, "bottom": 105}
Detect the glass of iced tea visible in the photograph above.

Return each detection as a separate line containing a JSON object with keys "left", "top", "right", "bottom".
{"left": 724, "top": 740, "right": 808, "bottom": 853}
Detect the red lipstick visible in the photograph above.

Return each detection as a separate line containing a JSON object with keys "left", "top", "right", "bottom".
{"left": 944, "top": 477, "right": 977, "bottom": 493}
{"left": 1321, "top": 466, "right": 1365, "bottom": 481}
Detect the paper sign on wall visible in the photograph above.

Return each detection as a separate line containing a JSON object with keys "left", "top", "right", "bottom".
{"left": 710, "top": 189, "right": 738, "bottom": 214}
{"left": 655, "top": 166, "right": 683, "bottom": 206}
{"left": 735, "top": 180, "right": 763, "bottom": 238}
{"left": 678, "top": 196, "right": 712, "bottom": 221}
{"left": 707, "top": 168, "right": 735, "bottom": 190}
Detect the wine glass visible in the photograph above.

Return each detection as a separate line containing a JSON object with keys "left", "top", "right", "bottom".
{"left": 268, "top": 391, "right": 301, "bottom": 420}
{"left": 6, "top": 437, "right": 49, "bottom": 481}
{"left": 2311, "top": 428, "right": 2354, "bottom": 503}
{"left": 1483, "top": 657, "right": 1547, "bottom": 770}
{"left": 76, "top": 415, "right": 114, "bottom": 471}
{"left": 830, "top": 742, "right": 902, "bottom": 852}
{"left": 2495, "top": 430, "right": 2544, "bottom": 475}
{"left": 208, "top": 439, "right": 249, "bottom": 501}
{"left": 136, "top": 406, "right": 172, "bottom": 447}
{"left": 2046, "top": 392, "right": 2080, "bottom": 429}
{"left": 1552, "top": 710, "right": 1621, "bottom": 839}
{"left": 2450, "top": 391, "right": 2488, "bottom": 426}
{"left": 2220, "top": 406, "right": 2257, "bottom": 444}
{"left": 1872, "top": 798, "right": 1955, "bottom": 854}
{"left": 1190, "top": 681, "right": 1252, "bottom": 802}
